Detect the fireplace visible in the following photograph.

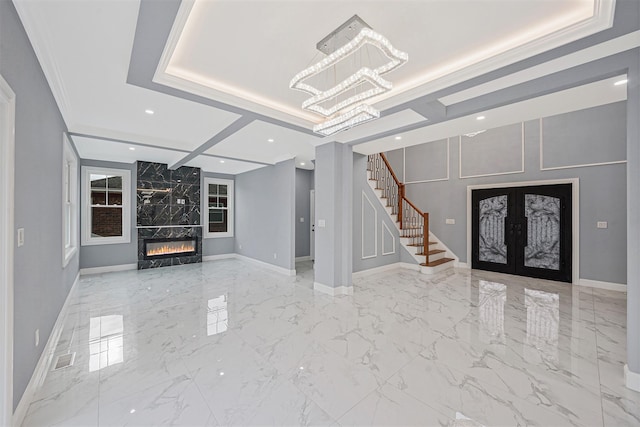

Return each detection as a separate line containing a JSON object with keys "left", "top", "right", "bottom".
{"left": 144, "top": 237, "right": 197, "bottom": 260}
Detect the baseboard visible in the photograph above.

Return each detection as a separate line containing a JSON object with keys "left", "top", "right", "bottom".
{"left": 235, "top": 254, "right": 296, "bottom": 276}
{"left": 13, "top": 272, "right": 80, "bottom": 427}
{"left": 313, "top": 281, "right": 354, "bottom": 296}
{"left": 295, "top": 256, "right": 312, "bottom": 262}
{"left": 625, "top": 364, "right": 640, "bottom": 392}
{"left": 455, "top": 262, "right": 470, "bottom": 269}
{"left": 352, "top": 263, "right": 402, "bottom": 279}
{"left": 578, "top": 278, "right": 626, "bottom": 292}
{"left": 79, "top": 263, "right": 137, "bottom": 276}
{"left": 202, "top": 253, "right": 236, "bottom": 262}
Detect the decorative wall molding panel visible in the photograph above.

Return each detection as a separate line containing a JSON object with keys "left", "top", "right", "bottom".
{"left": 459, "top": 123, "right": 525, "bottom": 179}
{"left": 382, "top": 222, "right": 396, "bottom": 255}
{"left": 361, "top": 191, "right": 378, "bottom": 259}
{"left": 539, "top": 102, "right": 627, "bottom": 171}
{"left": 405, "top": 138, "right": 450, "bottom": 184}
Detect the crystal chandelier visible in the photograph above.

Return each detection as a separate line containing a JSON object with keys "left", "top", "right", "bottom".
{"left": 290, "top": 15, "right": 408, "bottom": 136}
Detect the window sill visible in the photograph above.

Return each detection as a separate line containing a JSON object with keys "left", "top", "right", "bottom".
{"left": 204, "top": 233, "right": 234, "bottom": 239}
{"left": 81, "top": 237, "right": 131, "bottom": 246}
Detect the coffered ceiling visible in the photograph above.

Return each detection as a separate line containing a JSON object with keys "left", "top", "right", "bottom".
{"left": 13, "top": 0, "right": 638, "bottom": 175}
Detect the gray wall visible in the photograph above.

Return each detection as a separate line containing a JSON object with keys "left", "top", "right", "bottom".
{"left": 79, "top": 159, "right": 138, "bottom": 269}
{"left": 235, "top": 160, "right": 295, "bottom": 270}
{"left": 387, "top": 102, "right": 627, "bottom": 284}
{"left": 295, "top": 168, "right": 313, "bottom": 258}
{"left": 352, "top": 154, "right": 402, "bottom": 272}
{"left": 626, "top": 48, "right": 640, "bottom": 374}
{"left": 1, "top": 1, "right": 80, "bottom": 410}
{"left": 202, "top": 171, "right": 235, "bottom": 256}
{"left": 314, "top": 143, "right": 353, "bottom": 288}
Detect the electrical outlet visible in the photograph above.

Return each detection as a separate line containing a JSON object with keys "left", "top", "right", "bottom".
{"left": 445, "top": 218, "right": 455, "bottom": 225}
{"left": 318, "top": 219, "right": 326, "bottom": 228}
{"left": 239, "top": 244, "right": 242, "bottom": 250}
{"left": 300, "top": 217, "right": 304, "bottom": 223}
{"left": 17, "top": 228, "right": 24, "bottom": 247}
{"left": 273, "top": 253, "right": 277, "bottom": 259}
{"left": 597, "top": 221, "right": 608, "bottom": 229}
{"left": 35, "top": 329, "right": 40, "bottom": 347}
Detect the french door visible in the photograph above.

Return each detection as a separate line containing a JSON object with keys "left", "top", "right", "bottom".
{"left": 471, "top": 184, "right": 572, "bottom": 282}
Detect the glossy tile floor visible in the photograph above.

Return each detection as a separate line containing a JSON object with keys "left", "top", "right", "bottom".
{"left": 22, "top": 259, "right": 639, "bottom": 426}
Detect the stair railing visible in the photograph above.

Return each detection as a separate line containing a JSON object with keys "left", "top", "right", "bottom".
{"left": 367, "top": 153, "right": 430, "bottom": 262}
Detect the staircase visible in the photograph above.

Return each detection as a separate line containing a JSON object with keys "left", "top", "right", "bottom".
{"left": 367, "top": 153, "right": 456, "bottom": 274}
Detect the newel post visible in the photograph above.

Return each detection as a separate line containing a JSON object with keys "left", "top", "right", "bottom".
{"left": 423, "top": 212, "right": 429, "bottom": 263}
{"left": 398, "top": 184, "right": 404, "bottom": 229}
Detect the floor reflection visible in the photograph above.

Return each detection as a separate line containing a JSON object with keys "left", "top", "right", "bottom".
{"left": 207, "top": 295, "right": 228, "bottom": 336}
{"left": 478, "top": 280, "right": 506, "bottom": 343}
{"left": 88, "top": 314, "right": 124, "bottom": 372}
{"left": 525, "top": 288, "right": 559, "bottom": 362}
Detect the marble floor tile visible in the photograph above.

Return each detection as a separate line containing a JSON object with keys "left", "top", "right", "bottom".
{"left": 338, "top": 383, "right": 452, "bottom": 426}
{"left": 20, "top": 261, "right": 633, "bottom": 427}
{"left": 98, "top": 375, "right": 217, "bottom": 427}
{"left": 289, "top": 342, "right": 384, "bottom": 420}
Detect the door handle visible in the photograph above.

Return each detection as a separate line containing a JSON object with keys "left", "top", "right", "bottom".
{"left": 504, "top": 218, "right": 514, "bottom": 245}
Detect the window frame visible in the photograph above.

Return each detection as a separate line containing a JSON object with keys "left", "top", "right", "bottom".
{"left": 62, "top": 135, "right": 78, "bottom": 267}
{"left": 203, "top": 177, "right": 234, "bottom": 239}
{"left": 81, "top": 166, "right": 131, "bottom": 246}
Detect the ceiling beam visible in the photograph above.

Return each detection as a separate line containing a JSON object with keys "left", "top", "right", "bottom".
{"left": 169, "top": 116, "right": 254, "bottom": 170}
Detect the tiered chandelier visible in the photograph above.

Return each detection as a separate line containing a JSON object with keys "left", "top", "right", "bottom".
{"left": 290, "top": 15, "right": 408, "bottom": 136}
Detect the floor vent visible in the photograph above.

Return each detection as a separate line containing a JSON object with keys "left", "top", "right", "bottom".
{"left": 53, "top": 353, "right": 76, "bottom": 370}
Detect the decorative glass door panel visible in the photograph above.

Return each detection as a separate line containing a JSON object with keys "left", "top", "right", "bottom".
{"left": 472, "top": 184, "right": 571, "bottom": 282}
{"left": 524, "top": 194, "right": 561, "bottom": 270}
{"left": 478, "top": 195, "right": 508, "bottom": 264}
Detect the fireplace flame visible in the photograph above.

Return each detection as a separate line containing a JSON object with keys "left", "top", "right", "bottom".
{"left": 147, "top": 241, "right": 195, "bottom": 257}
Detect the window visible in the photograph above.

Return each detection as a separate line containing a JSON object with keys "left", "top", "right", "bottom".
{"left": 62, "top": 135, "right": 78, "bottom": 266}
{"left": 203, "top": 177, "right": 233, "bottom": 238}
{"left": 81, "top": 166, "right": 131, "bottom": 246}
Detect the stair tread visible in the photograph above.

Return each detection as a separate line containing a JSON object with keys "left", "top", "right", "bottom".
{"left": 416, "top": 250, "right": 446, "bottom": 256}
{"left": 420, "top": 258, "right": 455, "bottom": 267}
{"left": 407, "top": 242, "right": 437, "bottom": 246}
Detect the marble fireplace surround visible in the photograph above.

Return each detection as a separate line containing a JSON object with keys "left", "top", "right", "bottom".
{"left": 136, "top": 161, "right": 202, "bottom": 269}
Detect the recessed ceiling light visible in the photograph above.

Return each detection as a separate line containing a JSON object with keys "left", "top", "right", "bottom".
{"left": 144, "top": 109, "right": 154, "bottom": 115}
{"left": 476, "top": 115, "right": 486, "bottom": 121}
{"left": 300, "top": 162, "right": 305, "bottom": 166}
{"left": 614, "top": 79, "right": 628, "bottom": 86}
{"left": 219, "top": 160, "right": 225, "bottom": 163}
{"left": 394, "top": 136, "right": 402, "bottom": 140}
{"left": 129, "top": 147, "right": 135, "bottom": 151}
{"left": 267, "top": 138, "right": 274, "bottom": 143}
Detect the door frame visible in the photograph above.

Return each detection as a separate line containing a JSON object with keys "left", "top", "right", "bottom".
{"left": 466, "top": 178, "right": 579, "bottom": 284}
{"left": 0, "top": 75, "right": 16, "bottom": 424}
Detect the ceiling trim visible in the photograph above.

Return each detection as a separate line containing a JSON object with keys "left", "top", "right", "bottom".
{"left": 68, "top": 131, "right": 272, "bottom": 166}
{"left": 154, "top": 0, "right": 317, "bottom": 126}
{"left": 439, "top": 30, "right": 640, "bottom": 106}
{"left": 128, "top": 0, "right": 319, "bottom": 138}
{"left": 373, "top": 0, "right": 616, "bottom": 111}
{"left": 153, "top": 0, "right": 615, "bottom": 127}
{"left": 13, "top": 0, "right": 72, "bottom": 125}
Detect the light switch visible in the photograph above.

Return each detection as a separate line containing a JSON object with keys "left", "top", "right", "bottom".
{"left": 318, "top": 219, "right": 326, "bottom": 228}
{"left": 446, "top": 219, "right": 455, "bottom": 225}
{"left": 17, "top": 228, "right": 24, "bottom": 247}
{"left": 300, "top": 217, "right": 304, "bottom": 223}
{"left": 597, "top": 221, "right": 608, "bottom": 229}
